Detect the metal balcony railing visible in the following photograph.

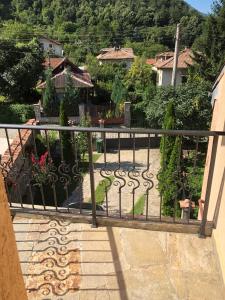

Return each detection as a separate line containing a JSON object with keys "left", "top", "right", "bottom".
{"left": 0, "top": 124, "right": 223, "bottom": 237}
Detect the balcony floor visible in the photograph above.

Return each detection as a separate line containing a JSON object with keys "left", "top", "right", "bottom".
{"left": 13, "top": 215, "right": 225, "bottom": 300}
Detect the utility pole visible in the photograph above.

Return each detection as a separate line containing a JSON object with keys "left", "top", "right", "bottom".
{"left": 171, "top": 24, "right": 180, "bottom": 87}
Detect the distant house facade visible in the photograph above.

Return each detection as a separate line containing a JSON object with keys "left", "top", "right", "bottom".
{"left": 147, "top": 49, "right": 194, "bottom": 87}
{"left": 39, "top": 36, "right": 63, "bottom": 57}
{"left": 97, "top": 47, "right": 135, "bottom": 69}
{"left": 37, "top": 57, "right": 93, "bottom": 101}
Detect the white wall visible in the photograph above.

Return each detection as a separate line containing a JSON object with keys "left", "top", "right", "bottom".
{"left": 39, "top": 38, "right": 63, "bottom": 57}
{"left": 157, "top": 69, "right": 187, "bottom": 87}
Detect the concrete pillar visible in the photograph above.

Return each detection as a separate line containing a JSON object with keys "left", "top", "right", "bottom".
{"left": 79, "top": 104, "right": 86, "bottom": 120}
{"left": 124, "top": 102, "right": 131, "bottom": 127}
{"left": 33, "top": 104, "right": 41, "bottom": 122}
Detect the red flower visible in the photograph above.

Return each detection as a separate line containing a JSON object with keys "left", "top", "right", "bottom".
{"left": 39, "top": 151, "right": 48, "bottom": 167}
{"left": 31, "top": 153, "right": 37, "bottom": 164}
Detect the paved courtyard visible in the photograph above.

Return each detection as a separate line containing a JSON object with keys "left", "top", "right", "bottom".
{"left": 66, "top": 149, "right": 161, "bottom": 217}
{"left": 14, "top": 215, "right": 225, "bottom": 300}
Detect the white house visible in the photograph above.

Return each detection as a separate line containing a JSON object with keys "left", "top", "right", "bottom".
{"left": 39, "top": 36, "right": 63, "bottom": 57}
{"left": 147, "top": 49, "right": 194, "bottom": 87}
{"left": 97, "top": 47, "right": 135, "bottom": 69}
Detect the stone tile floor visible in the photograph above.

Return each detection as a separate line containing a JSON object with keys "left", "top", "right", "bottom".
{"left": 14, "top": 215, "right": 225, "bottom": 300}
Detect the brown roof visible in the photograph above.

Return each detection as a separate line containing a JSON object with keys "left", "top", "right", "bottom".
{"left": 154, "top": 49, "right": 194, "bottom": 69}
{"left": 37, "top": 69, "right": 93, "bottom": 89}
{"left": 43, "top": 58, "right": 64, "bottom": 69}
{"left": 97, "top": 48, "right": 135, "bottom": 60}
{"left": 146, "top": 58, "right": 156, "bottom": 66}
{"left": 156, "top": 51, "right": 174, "bottom": 58}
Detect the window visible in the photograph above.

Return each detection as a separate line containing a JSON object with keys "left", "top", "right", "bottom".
{"left": 181, "top": 75, "right": 188, "bottom": 84}
{"left": 49, "top": 44, "right": 53, "bottom": 48}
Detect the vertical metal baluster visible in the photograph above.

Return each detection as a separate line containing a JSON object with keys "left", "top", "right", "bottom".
{"left": 59, "top": 131, "right": 69, "bottom": 211}
{"left": 45, "top": 130, "right": 57, "bottom": 211}
{"left": 103, "top": 132, "right": 109, "bottom": 217}
{"left": 88, "top": 131, "right": 97, "bottom": 227}
{"left": 5, "top": 128, "right": 13, "bottom": 163}
{"left": 17, "top": 183, "right": 23, "bottom": 208}
{"left": 5, "top": 183, "right": 12, "bottom": 207}
{"left": 173, "top": 135, "right": 182, "bottom": 223}
{"left": 118, "top": 133, "right": 122, "bottom": 218}
{"left": 132, "top": 133, "right": 136, "bottom": 220}
{"left": 18, "top": 129, "right": 25, "bottom": 158}
{"left": 71, "top": 131, "right": 76, "bottom": 214}
{"left": 187, "top": 136, "right": 199, "bottom": 223}
{"left": 28, "top": 183, "right": 35, "bottom": 209}
{"left": 160, "top": 133, "right": 166, "bottom": 222}
{"left": 199, "top": 135, "right": 219, "bottom": 238}
{"left": 32, "top": 129, "right": 38, "bottom": 157}
{"left": 146, "top": 134, "right": 151, "bottom": 221}
{"left": 18, "top": 129, "right": 25, "bottom": 208}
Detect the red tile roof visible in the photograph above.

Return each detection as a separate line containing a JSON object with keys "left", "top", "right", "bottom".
{"left": 37, "top": 69, "right": 93, "bottom": 89}
{"left": 146, "top": 58, "right": 156, "bottom": 66}
{"left": 154, "top": 48, "right": 194, "bottom": 69}
{"left": 43, "top": 58, "right": 64, "bottom": 69}
{"left": 97, "top": 48, "right": 135, "bottom": 60}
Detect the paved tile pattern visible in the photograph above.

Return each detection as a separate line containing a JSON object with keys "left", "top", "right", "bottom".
{"left": 66, "top": 149, "right": 161, "bottom": 217}
{"left": 14, "top": 216, "right": 225, "bottom": 300}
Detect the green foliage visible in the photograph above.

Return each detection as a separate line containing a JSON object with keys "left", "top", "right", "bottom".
{"left": 59, "top": 98, "right": 73, "bottom": 163}
{"left": 192, "top": 0, "right": 225, "bottom": 82}
{"left": 143, "top": 77, "right": 211, "bottom": 130}
{"left": 76, "top": 115, "right": 91, "bottom": 160}
{"left": 111, "top": 75, "right": 126, "bottom": 116}
{"left": 64, "top": 69, "right": 80, "bottom": 116}
{"left": 162, "top": 136, "right": 182, "bottom": 217}
{"left": 125, "top": 41, "right": 168, "bottom": 58}
{"left": 160, "top": 101, "right": 176, "bottom": 168}
{"left": 0, "top": 0, "right": 203, "bottom": 64}
{"left": 89, "top": 176, "right": 115, "bottom": 205}
{"left": 0, "top": 38, "right": 43, "bottom": 103}
{"left": 86, "top": 54, "right": 127, "bottom": 104}
{"left": 125, "top": 56, "right": 155, "bottom": 103}
{"left": 42, "top": 69, "right": 57, "bottom": 116}
{"left": 129, "top": 194, "right": 145, "bottom": 215}
{"left": 0, "top": 103, "right": 34, "bottom": 123}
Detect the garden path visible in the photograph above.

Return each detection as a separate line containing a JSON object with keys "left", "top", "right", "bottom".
{"left": 65, "top": 149, "right": 161, "bottom": 218}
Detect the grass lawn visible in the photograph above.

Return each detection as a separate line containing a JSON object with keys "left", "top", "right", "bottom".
{"left": 89, "top": 175, "right": 115, "bottom": 205}
{"left": 129, "top": 194, "right": 145, "bottom": 215}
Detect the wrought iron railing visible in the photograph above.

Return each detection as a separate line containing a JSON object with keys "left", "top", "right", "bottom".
{"left": 0, "top": 124, "right": 223, "bottom": 237}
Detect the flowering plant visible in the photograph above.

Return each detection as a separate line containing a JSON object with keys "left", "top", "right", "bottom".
{"left": 31, "top": 151, "right": 51, "bottom": 184}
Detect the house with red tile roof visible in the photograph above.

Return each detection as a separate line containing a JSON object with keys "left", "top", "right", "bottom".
{"left": 38, "top": 57, "right": 93, "bottom": 102}
{"left": 97, "top": 47, "right": 135, "bottom": 69}
{"left": 147, "top": 48, "right": 194, "bottom": 86}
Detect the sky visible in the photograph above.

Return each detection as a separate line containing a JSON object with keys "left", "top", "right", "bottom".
{"left": 185, "top": 0, "right": 214, "bottom": 14}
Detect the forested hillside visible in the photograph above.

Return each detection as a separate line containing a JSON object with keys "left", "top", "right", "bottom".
{"left": 0, "top": 0, "right": 203, "bottom": 63}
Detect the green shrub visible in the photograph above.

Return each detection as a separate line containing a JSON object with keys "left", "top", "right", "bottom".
{"left": 0, "top": 103, "right": 34, "bottom": 124}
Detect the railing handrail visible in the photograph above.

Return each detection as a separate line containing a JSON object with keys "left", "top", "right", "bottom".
{"left": 0, "top": 123, "right": 225, "bottom": 136}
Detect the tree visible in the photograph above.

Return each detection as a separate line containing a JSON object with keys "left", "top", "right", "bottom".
{"left": 158, "top": 102, "right": 182, "bottom": 217}
{"left": 64, "top": 68, "right": 80, "bottom": 116}
{"left": 111, "top": 75, "right": 126, "bottom": 117}
{"left": 125, "top": 56, "right": 156, "bottom": 103}
{"left": 59, "top": 97, "right": 73, "bottom": 163}
{"left": 193, "top": 0, "right": 225, "bottom": 82}
{"left": 0, "top": 38, "right": 43, "bottom": 102}
{"left": 162, "top": 136, "right": 182, "bottom": 217}
{"left": 143, "top": 78, "right": 211, "bottom": 130}
{"left": 42, "top": 69, "right": 57, "bottom": 116}
{"left": 76, "top": 115, "right": 91, "bottom": 160}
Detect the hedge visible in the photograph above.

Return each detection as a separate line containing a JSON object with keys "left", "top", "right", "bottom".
{"left": 0, "top": 103, "right": 35, "bottom": 124}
